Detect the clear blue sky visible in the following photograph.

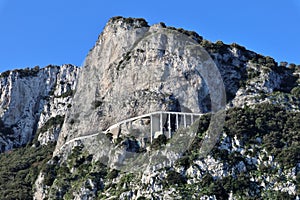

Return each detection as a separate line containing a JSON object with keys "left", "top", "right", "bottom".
{"left": 0, "top": 0, "right": 299, "bottom": 72}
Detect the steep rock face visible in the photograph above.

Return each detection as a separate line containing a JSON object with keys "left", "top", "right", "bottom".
{"left": 55, "top": 17, "right": 299, "bottom": 154}
{"left": 36, "top": 65, "right": 79, "bottom": 145}
{"left": 55, "top": 17, "right": 218, "bottom": 152}
{"left": 0, "top": 65, "right": 79, "bottom": 152}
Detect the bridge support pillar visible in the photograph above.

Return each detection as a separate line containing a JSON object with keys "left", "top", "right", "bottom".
{"left": 176, "top": 114, "right": 179, "bottom": 129}
{"left": 160, "top": 113, "right": 163, "bottom": 136}
{"left": 151, "top": 114, "right": 161, "bottom": 142}
{"left": 150, "top": 115, "right": 153, "bottom": 143}
{"left": 168, "top": 113, "right": 171, "bottom": 138}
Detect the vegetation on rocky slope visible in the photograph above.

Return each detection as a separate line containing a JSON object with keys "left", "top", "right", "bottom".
{"left": 34, "top": 103, "right": 299, "bottom": 199}
{"left": 0, "top": 143, "right": 55, "bottom": 199}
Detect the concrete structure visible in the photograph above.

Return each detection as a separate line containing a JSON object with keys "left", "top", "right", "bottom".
{"left": 105, "top": 111, "right": 202, "bottom": 143}
{"left": 58, "top": 111, "right": 203, "bottom": 153}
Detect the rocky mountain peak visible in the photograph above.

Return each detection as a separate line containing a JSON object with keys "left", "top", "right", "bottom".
{"left": 0, "top": 17, "right": 299, "bottom": 200}
{"left": 55, "top": 17, "right": 228, "bottom": 153}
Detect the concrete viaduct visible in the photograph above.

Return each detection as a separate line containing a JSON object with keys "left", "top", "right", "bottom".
{"left": 104, "top": 111, "right": 202, "bottom": 143}
{"left": 58, "top": 111, "right": 203, "bottom": 153}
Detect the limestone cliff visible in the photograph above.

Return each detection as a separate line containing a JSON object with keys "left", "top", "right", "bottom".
{"left": 55, "top": 17, "right": 223, "bottom": 153}
{"left": 0, "top": 64, "right": 79, "bottom": 152}
{"left": 0, "top": 17, "right": 299, "bottom": 200}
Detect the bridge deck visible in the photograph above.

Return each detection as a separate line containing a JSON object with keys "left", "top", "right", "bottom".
{"left": 59, "top": 111, "right": 203, "bottom": 152}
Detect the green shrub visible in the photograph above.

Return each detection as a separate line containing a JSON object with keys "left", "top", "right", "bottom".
{"left": 110, "top": 17, "right": 149, "bottom": 28}
{"left": 43, "top": 163, "right": 57, "bottom": 186}
{"left": 151, "top": 134, "right": 167, "bottom": 150}
{"left": 37, "top": 115, "right": 65, "bottom": 134}
{"left": 0, "top": 119, "right": 14, "bottom": 137}
{"left": 107, "top": 169, "right": 119, "bottom": 179}
{"left": 92, "top": 100, "right": 103, "bottom": 109}
{"left": 247, "top": 67, "right": 260, "bottom": 79}
{"left": 291, "top": 86, "right": 300, "bottom": 96}
{"left": 165, "top": 170, "right": 186, "bottom": 186}
{"left": 230, "top": 43, "right": 246, "bottom": 51}
{"left": 56, "top": 89, "right": 75, "bottom": 98}
{"left": 175, "top": 155, "right": 192, "bottom": 169}
{"left": 12, "top": 66, "right": 40, "bottom": 78}
{"left": 214, "top": 40, "right": 229, "bottom": 54}
{"left": 288, "top": 63, "right": 296, "bottom": 70}
{"left": 0, "top": 70, "right": 11, "bottom": 78}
